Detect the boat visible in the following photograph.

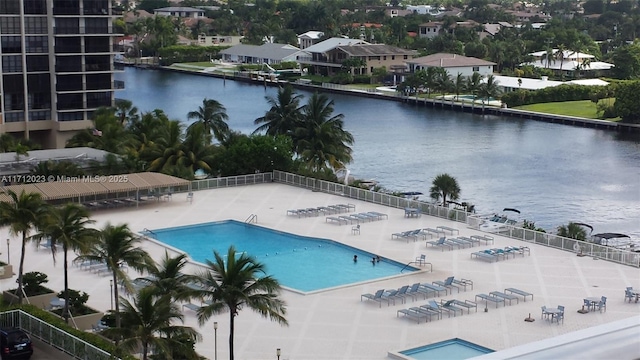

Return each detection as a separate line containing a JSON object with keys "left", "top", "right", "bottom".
{"left": 591, "top": 233, "right": 639, "bottom": 252}
{"left": 478, "top": 208, "right": 523, "bottom": 233}
{"left": 399, "top": 191, "right": 423, "bottom": 201}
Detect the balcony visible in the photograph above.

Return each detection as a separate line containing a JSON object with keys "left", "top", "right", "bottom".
{"left": 54, "top": 27, "right": 112, "bottom": 35}
{"left": 114, "top": 80, "right": 125, "bottom": 89}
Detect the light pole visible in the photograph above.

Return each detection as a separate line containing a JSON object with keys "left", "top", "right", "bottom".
{"left": 109, "top": 280, "right": 113, "bottom": 310}
{"left": 277, "top": 348, "right": 281, "bottom": 360}
{"left": 214, "top": 321, "right": 218, "bottom": 360}
{"left": 6, "top": 239, "right": 9, "bottom": 264}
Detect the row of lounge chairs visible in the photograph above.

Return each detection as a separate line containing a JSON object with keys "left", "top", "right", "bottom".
{"left": 475, "top": 288, "right": 533, "bottom": 308}
{"left": 426, "top": 235, "right": 493, "bottom": 251}
{"left": 83, "top": 198, "right": 146, "bottom": 210}
{"left": 397, "top": 298, "right": 479, "bottom": 323}
{"left": 326, "top": 211, "right": 388, "bottom": 225}
{"left": 287, "top": 204, "right": 356, "bottom": 218}
{"left": 391, "top": 227, "right": 461, "bottom": 243}
{"left": 74, "top": 259, "right": 126, "bottom": 276}
{"left": 361, "top": 277, "right": 474, "bottom": 308}
{"left": 471, "top": 246, "right": 530, "bottom": 262}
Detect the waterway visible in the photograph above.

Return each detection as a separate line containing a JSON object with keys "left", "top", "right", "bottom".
{"left": 115, "top": 68, "right": 640, "bottom": 238}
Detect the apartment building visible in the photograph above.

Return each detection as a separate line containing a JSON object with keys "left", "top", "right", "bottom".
{"left": 0, "top": 0, "right": 123, "bottom": 148}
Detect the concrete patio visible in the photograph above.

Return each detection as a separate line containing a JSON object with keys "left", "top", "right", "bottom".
{"left": 2, "top": 183, "right": 639, "bottom": 359}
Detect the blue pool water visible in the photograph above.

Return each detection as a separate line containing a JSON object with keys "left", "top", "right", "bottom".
{"left": 149, "top": 220, "right": 416, "bottom": 292}
{"left": 400, "top": 339, "right": 494, "bottom": 360}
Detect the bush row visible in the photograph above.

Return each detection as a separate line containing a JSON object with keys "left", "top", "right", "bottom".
{"left": 501, "top": 84, "right": 609, "bottom": 107}
{"left": 157, "top": 45, "right": 229, "bottom": 66}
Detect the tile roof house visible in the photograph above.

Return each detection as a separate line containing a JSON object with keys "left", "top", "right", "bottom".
{"left": 219, "top": 43, "right": 302, "bottom": 64}
{"left": 406, "top": 53, "right": 496, "bottom": 77}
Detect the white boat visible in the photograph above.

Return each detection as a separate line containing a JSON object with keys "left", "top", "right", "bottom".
{"left": 591, "top": 233, "right": 640, "bottom": 252}
{"left": 478, "top": 208, "right": 522, "bottom": 233}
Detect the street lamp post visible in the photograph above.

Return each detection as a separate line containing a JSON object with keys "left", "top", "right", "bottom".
{"left": 214, "top": 321, "right": 218, "bottom": 360}
{"left": 6, "top": 239, "right": 9, "bottom": 265}
{"left": 109, "top": 280, "right": 113, "bottom": 310}
{"left": 277, "top": 348, "right": 281, "bottom": 360}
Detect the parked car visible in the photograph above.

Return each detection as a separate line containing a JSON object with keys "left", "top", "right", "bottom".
{"left": 0, "top": 328, "right": 33, "bottom": 360}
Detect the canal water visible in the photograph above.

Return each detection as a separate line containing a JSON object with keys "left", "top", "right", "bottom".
{"left": 115, "top": 68, "right": 640, "bottom": 238}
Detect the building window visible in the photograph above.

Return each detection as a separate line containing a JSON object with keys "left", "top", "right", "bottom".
{"left": 26, "top": 36, "right": 48, "bottom": 53}
{"left": 383, "top": 56, "right": 387, "bottom": 60}
{"left": 403, "top": 55, "right": 408, "bottom": 59}
{"left": 0, "top": 17, "right": 21, "bottom": 34}
{"left": 473, "top": 66, "right": 479, "bottom": 71}
{"left": 27, "top": 55, "right": 49, "bottom": 72}
{"left": 1, "top": 36, "right": 22, "bottom": 53}
{"left": 25, "top": 17, "right": 48, "bottom": 34}
{"left": 0, "top": 1, "right": 20, "bottom": 14}
{"left": 2, "top": 55, "right": 22, "bottom": 72}
{"left": 24, "top": 0, "right": 47, "bottom": 15}
{"left": 392, "top": 55, "right": 395, "bottom": 60}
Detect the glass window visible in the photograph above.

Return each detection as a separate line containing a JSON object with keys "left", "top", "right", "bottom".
{"left": 24, "top": 0, "right": 47, "bottom": 14}
{"left": 25, "top": 17, "right": 48, "bottom": 34}
{"left": 1, "top": 36, "right": 22, "bottom": 53}
{"left": 26, "top": 36, "right": 48, "bottom": 53}
{"left": 0, "top": 17, "right": 21, "bottom": 34}
{"left": 0, "top": 1, "right": 20, "bottom": 15}
{"left": 2, "top": 55, "right": 22, "bottom": 72}
{"left": 473, "top": 66, "right": 479, "bottom": 71}
{"left": 27, "top": 55, "right": 50, "bottom": 72}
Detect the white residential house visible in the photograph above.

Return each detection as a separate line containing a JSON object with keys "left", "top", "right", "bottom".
{"left": 492, "top": 75, "right": 609, "bottom": 93}
{"left": 298, "top": 31, "right": 324, "bottom": 50}
{"left": 154, "top": 7, "right": 205, "bottom": 18}
{"left": 526, "top": 49, "right": 614, "bottom": 73}
{"left": 418, "top": 22, "right": 443, "bottom": 39}
{"left": 406, "top": 53, "right": 495, "bottom": 77}
{"left": 219, "top": 43, "right": 302, "bottom": 64}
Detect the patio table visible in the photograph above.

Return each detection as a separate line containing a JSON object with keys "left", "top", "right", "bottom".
{"left": 585, "top": 297, "right": 601, "bottom": 311}
{"left": 544, "top": 308, "right": 562, "bottom": 323}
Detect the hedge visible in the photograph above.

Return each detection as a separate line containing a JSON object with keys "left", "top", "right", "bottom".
{"left": 157, "top": 45, "right": 230, "bottom": 66}
{"left": 501, "top": 84, "right": 608, "bottom": 107}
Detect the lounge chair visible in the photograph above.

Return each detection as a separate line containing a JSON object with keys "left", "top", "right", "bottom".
{"left": 440, "top": 299, "right": 464, "bottom": 316}
{"left": 326, "top": 216, "right": 347, "bottom": 225}
{"left": 381, "top": 289, "right": 403, "bottom": 306}
{"left": 361, "top": 289, "right": 385, "bottom": 307}
{"left": 504, "top": 288, "right": 533, "bottom": 301}
{"left": 423, "top": 228, "right": 445, "bottom": 237}
{"left": 451, "top": 299, "right": 477, "bottom": 314}
{"left": 489, "top": 291, "right": 519, "bottom": 305}
{"left": 392, "top": 230, "right": 411, "bottom": 240}
{"left": 420, "top": 283, "right": 448, "bottom": 296}
{"left": 367, "top": 211, "right": 388, "bottom": 220}
{"left": 426, "top": 237, "right": 452, "bottom": 251}
{"left": 397, "top": 308, "right": 432, "bottom": 323}
{"left": 408, "top": 282, "right": 433, "bottom": 300}
{"left": 436, "top": 226, "right": 459, "bottom": 235}
{"left": 459, "top": 236, "right": 480, "bottom": 246}
{"left": 470, "top": 234, "right": 494, "bottom": 245}
{"left": 476, "top": 293, "right": 505, "bottom": 308}
{"left": 339, "top": 215, "right": 357, "bottom": 224}
{"left": 394, "top": 285, "right": 411, "bottom": 304}
{"left": 432, "top": 276, "right": 460, "bottom": 294}
{"left": 471, "top": 250, "right": 498, "bottom": 262}
{"left": 446, "top": 237, "right": 471, "bottom": 249}
{"left": 426, "top": 300, "right": 450, "bottom": 318}
{"left": 452, "top": 278, "right": 474, "bottom": 291}
{"left": 182, "top": 303, "right": 202, "bottom": 312}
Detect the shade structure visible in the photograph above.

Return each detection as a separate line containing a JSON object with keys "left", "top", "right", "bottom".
{"left": 0, "top": 172, "right": 189, "bottom": 202}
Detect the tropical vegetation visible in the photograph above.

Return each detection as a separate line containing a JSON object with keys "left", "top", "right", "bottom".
{"left": 429, "top": 173, "right": 461, "bottom": 207}
{"left": 192, "top": 246, "right": 288, "bottom": 360}
{"left": 557, "top": 222, "right": 589, "bottom": 240}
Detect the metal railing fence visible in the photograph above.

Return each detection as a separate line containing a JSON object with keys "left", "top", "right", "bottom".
{"left": 0, "top": 310, "right": 115, "bottom": 360}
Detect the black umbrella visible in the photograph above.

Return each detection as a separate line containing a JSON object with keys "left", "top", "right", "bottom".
{"left": 573, "top": 222, "right": 594, "bottom": 234}
{"left": 502, "top": 208, "right": 521, "bottom": 214}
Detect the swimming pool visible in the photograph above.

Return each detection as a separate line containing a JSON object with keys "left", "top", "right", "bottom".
{"left": 147, "top": 220, "right": 416, "bottom": 292}
{"left": 394, "top": 338, "right": 494, "bottom": 360}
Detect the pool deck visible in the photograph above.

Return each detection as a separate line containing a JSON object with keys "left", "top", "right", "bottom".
{"left": 2, "top": 183, "right": 639, "bottom": 359}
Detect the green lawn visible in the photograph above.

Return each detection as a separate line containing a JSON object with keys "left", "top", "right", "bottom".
{"left": 515, "top": 99, "right": 617, "bottom": 120}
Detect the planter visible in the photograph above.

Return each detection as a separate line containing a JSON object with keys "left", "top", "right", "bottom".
{"left": 51, "top": 307, "right": 104, "bottom": 331}
{"left": 3, "top": 290, "right": 56, "bottom": 309}
{"left": 0, "top": 264, "right": 13, "bottom": 279}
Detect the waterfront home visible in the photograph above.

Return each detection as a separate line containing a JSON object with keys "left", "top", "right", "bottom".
{"left": 296, "top": 37, "right": 368, "bottom": 75}
{"left": 219, "top": 43, "right": 302, "bottom": 65}
{"left": 153, "top": 6, "right": 205, "bottom": 18}
{"left": 490, "top": 75, "right": 609, "bottom": 93}
{"left": 406, "top": 53, "right": 495, "bottom": 77}
{"left": 525, "top": 49, "right": 615, "bottom": 76}
{"left": 297, "top": 31, "right": 324, "bottom": 50}
{"left": 323, "top": 44, "right": 417, "bottom": 76}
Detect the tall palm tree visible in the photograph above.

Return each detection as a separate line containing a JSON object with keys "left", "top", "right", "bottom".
{"left": 423, "top": 66, "right": 438, "bottom": 98}
{"left": 113, "top": 99, "right": 139, "bottom": 126}
{"left": 429, "top": 173, "right": 461, "bottom": 207}
{"left": 465, "top": 72, "right": 483, "bottom": 111}
{"left": 434, "top": 68, "right": 452, "bottom": 105}
{"left": 35, "top": 204, "right": 98, "bottom": 323}
{"left": 109, "top": 288, "right": 200, "bottom": 360}
{"left": 137, "top": 251, "right": 197, "bottom": 302}
{"left": 453, "top": 73, "right": 465, "bottom": 101}
{"left": 253, "top": 85, "right": 303, "bottom": 137}
{"left": 187, "top": 98, "right": 230, "bottom": 144}
{"left": 478, "top": 74, "right": 501, "bottom": 111}
{"left": 557, "top": 222, "right": 588, "bottom": 240}
{"left": 75, "top": 223, "right": 153, "bottom": 328}
{"left": 193, "top": 246, "right": 288, "bottom": 360}
{"left": 295, "top": 93, "right": 354, "bottom": 172}
{"left": 0, "top": 190, "right": 48, "bottom": 303}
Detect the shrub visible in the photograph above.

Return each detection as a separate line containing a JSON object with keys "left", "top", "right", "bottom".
{"left": 502, "top": 84, "right": 609, "bottom": 107}
{"left": 53, "top": 289, "right": 97, "bottom": 316}
{"left": 12, "top": 272, "right": 55, "bottom": 296}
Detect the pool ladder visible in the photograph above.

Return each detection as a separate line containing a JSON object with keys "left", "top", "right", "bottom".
{"left": 142, "top": 228, "right": 157, "bottom": 238}
{"left": 245, "top": 214, "right": 257, "bottom": 224}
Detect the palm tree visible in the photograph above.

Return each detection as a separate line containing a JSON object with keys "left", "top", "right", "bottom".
{"left": 253, "top": 85, "right": 303, "bottom": 137}
{"left": 423, "top": 67, "right": 438, "bottom": 98}
{"left": 137, "top": 251, "right": 197, "bottom": 302}
{"left": 35, "top": 204, "right": 98, "bottom": 323}
{"left": 434, "top": 68, "right": 452, "bottom": 105}
{"left": 295, "top": 93, "right": 354, "bottom": 172}
{"left": 114, "top": 99, "right": 139, "bottom": 126}
{"left": 557, "top": 222, "right": 588, "bottom": 240}
{"left": 75, "top": 223, "right": 153, "bottom": 328}
{"left": 429, "top": 173, "right": 461, "bottom": 207}
{"left": 193, "top": 246, "right": 288, "bottom": 360}
{"left": 187, "top": 98, "right": 230, "bottom": 143}
{"left": 453, "top": 73, "right": 465, "bottom": 101}
{"left": 0, "top": 190, "right": 48, "bottom": 303}
{"left": 478, "top": 74, "right": 501, "bottom": 111}
{"left": 109, "top": 288, "right": 200, "bottom": 360}
{"left": 465, "top": 72, "right": 483, "bottom": 110}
